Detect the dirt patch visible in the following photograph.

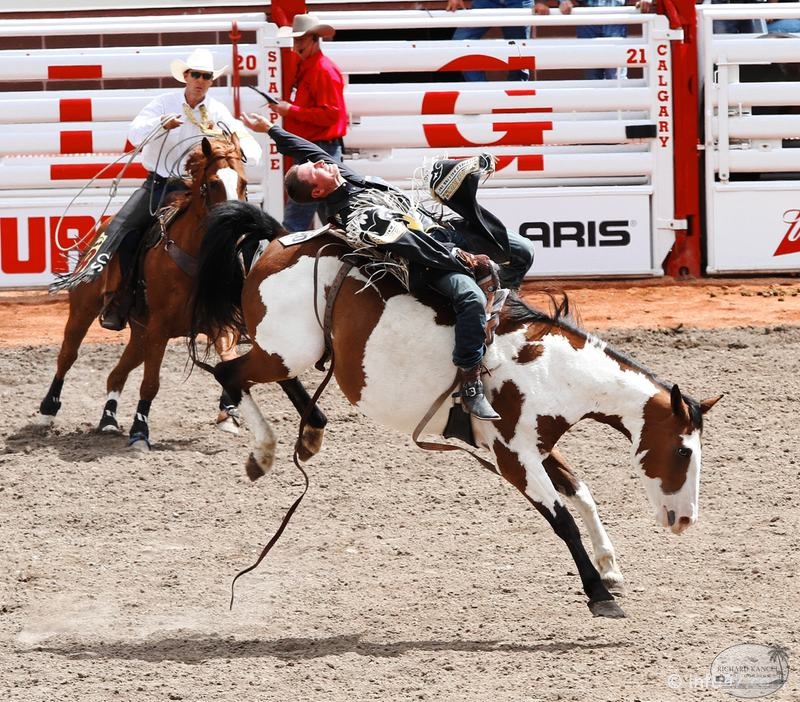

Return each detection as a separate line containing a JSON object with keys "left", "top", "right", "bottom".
{"left": 2, "top": 277, "right": 799, "bottom": 348}
{"left": 1, "top": 283, "right": 799, "bottom": 701}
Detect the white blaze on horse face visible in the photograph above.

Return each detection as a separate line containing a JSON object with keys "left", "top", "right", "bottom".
{"left": 640, "top": 430, "right": 702, "bottom": 534}
{"left": 358, "top": 292, "right": 455, "bottom": 434}
{"left": 254, "top": 254, "right": 335, "bottom": 376}
{"left": 217, "top": 167, "right": 240, "bottom": 200}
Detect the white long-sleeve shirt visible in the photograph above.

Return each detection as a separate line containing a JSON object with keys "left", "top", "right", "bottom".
{"left": 127, "top": 91, "right": 262, "bottom": 178}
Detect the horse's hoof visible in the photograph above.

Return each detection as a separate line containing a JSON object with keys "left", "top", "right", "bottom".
{"left": 588, "top": 599, "right": 626, "bottom": 619}
{"left": 33, "top": 413, "right": 55, "bottom": 428}
{"left": 99, "top": 422, "right": 122, "bottom": 434}
{"left": 215, "top": 410, "right": 241, "bottom": 435}
{"left": 245, "top": 453, "right": 265, "bottom": 481}
{"left": 128, "top": 435, "right": 151, "bottom": 452}
{"left": 297, "top": 425, "right": 324, "bottom": 461}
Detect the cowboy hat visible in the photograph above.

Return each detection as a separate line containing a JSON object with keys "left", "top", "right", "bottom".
{"left": 170, "top": 48, "right": 228, "bottom": 83}
{"left": 276, "top": 14, "right": 335, "bottom": 40}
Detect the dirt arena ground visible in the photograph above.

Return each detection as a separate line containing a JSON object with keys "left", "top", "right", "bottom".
{"left": 1, "top": 279, "right": 799, "bottom": 702}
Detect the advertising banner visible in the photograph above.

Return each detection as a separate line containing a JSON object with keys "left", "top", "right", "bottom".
{"left": 707, "top": 184, "right": 800, "bottom": 274}
{"left": 478, "top": 186, "right": 656, "bottom": 277}
{"left": 0, "top": 195, "right": 129, "bottom": 289}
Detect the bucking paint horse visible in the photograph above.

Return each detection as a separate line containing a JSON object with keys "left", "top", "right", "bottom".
{"left": 190, "top": 201, "right": 720, "bottom": 619}
{"left": 36, "top": 137, "right": 324, "bottom": 452}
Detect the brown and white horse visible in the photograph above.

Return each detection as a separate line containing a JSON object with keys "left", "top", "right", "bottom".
{"left": 190, "top": 201, "right": 720, "bottom": 619}
{"left": 36, "top": 137, "right": 325, "bottom": 451}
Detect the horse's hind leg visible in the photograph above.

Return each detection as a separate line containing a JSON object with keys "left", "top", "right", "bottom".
{"left": 213, "top": 330, "right": 242, "bottom": 434}
{"left": 36, "top": 280, "right": 105, "bottom": 426}
{"left": 126, "top": 332, "right": 170, "bottom": 450}
{"left": 277, "top": 378, "right": 328, "bottom": 462}
{"left": 543, "top": 448, "right": 625, "bottom": 596}
{"left": 493, "top": 443, "right": 625, "bottom": 618}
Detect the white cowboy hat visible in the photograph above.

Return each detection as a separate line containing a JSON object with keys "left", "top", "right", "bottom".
{"left": 276, "top": 14, "right": 335, "bottom": 40}
{"left": 170, "top": 48, "right": 228, "bottom": 83}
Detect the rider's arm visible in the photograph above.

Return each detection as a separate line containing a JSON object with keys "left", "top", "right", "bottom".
{"left": 248, "top": 116, "right": 363, "bottom": 183}
{"left": 128, "top": 94, "right": 177, "bottom": 146}
{"left": 205, "top": 98, "right": 263, "bottom": 165}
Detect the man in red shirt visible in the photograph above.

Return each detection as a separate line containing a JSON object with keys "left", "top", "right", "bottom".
{"left": 275, "top": 14, "right": 348, "bottom": 232}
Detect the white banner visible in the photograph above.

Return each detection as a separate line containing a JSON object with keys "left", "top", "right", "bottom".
{"left": 0, "top": 186, "right": 655, "bottom": 288}
{"left": 707, "top": 185, "right": 800, "bottom": 274}
{"left": 0, "top": 191, "right": 266, "bottom": 289}
{"left": 0, "top": 195, "right": 128, "bottom": 288}
{"left": 478, "top": 186, "right": 655, "bottom": 277}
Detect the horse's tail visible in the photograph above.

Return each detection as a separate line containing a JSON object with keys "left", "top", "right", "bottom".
{"left": 189, "top": 200, "right": 284, "bottom": 360}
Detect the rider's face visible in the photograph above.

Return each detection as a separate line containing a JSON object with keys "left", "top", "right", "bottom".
{"left": 183, "top": 70, "right": 213, "bottom": 106}
{"left": 297, "top": 160, "right": 341, "bottom": 198}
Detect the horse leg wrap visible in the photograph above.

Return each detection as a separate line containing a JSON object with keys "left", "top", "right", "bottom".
{"left": 128, "top": 399, "right": 152, "bottom": 447}
{"left": 98, "top": 398, "right": 121, "bottom": 433}
{"left": 39, "top": 376, "right": 64, "bottom": 416}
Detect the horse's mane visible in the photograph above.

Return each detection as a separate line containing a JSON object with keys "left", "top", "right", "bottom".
{"left": 503, "top": 294, "right": 703, "bottom": 426}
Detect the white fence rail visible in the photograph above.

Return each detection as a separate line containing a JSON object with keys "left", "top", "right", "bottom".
{"left": 698, "top": 2, "right": 800, "bottom": 274}
{"left": 1, "top": 8, "right": 681, "bottom": 287}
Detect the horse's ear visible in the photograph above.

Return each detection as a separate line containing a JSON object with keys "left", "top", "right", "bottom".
{"left": 201, "top": 137, "right": 212, "bottom": 157}
{"left": 699, "top": 394, "right": 723, "bottom": 414}
{"left": 670, "top": 384, "right": 690, "bottom": 421}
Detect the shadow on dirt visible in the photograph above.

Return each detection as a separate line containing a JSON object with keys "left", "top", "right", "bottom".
{"left": 32, "top": 633, "right": 629, "bottom": 663}
{"left": 2, "top": 424, "right": 209, "bottom": 463}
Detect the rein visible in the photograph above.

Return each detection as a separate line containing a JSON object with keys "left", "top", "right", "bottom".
{"left": 227, "top": 244, "right": 498, "bottom": 606}
{"left": 228, "top": 248, "right": 352, "bottom": 609}
{"left": 162, "top": 147, "right": 246, "bottom": 275}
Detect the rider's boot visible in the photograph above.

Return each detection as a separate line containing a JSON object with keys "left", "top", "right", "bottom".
{"left": 458, "top": 364, "right": 500, "bottom": 421}
{"left": 100, "top": 287, "right": 134, "bottom": 331}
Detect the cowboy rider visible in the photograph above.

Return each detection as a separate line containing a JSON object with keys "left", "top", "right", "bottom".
{"left": 84, "top": 48, "right": 262, "bottom": 330}
{"left": 242, "top": 113, "right": 534, "bottom": 421}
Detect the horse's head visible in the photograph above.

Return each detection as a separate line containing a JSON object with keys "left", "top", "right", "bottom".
{"left": 185, "top": 136, "right": 248, "bottom": 207}
{"left": 635, "top": 385, "right": 721, "bottom": 535}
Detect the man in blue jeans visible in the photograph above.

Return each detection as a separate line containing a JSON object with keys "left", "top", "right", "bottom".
{"left": 447, "top": 0, "right": 573, "bottom": 81}
{"left": 564, "top": 0, "right": 653, "bottom": 80}
{"left": 243, "top": 113, "right": 534, "bottom": 421}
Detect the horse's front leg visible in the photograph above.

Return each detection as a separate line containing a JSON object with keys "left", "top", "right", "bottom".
{"left": 543, "top": 448, "right": 625, "bottom": 596}
{"left": 277, "top": 379, "right": 328, "bottom": 462}
{"left": 492, "top": 441, "right": 625, "bottom": 618}
{"left": 36, "top": 278, "right": 106, "bottom": 426}
{"left": 127, "top": 332, "right": 170, "bottom": 451}
{"left": 100, "top": 329, "right": 147, "bottom": 434}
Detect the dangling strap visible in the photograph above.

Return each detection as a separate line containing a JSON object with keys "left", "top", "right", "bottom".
{"left": 411, "top": 374, "right": 498, "bottom": 475}
{"left": 312, "top": 243, "right": 351, "bottom": 369}
{"left": 229, "top": 254, "right": 353, "bottom": 609}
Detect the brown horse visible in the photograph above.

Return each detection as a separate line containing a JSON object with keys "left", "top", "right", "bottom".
{"left": 36, "top": 137, "right": 262, "bottom": 448}
{"left": 189, "top": 201, "right": 721, "bottom": 619}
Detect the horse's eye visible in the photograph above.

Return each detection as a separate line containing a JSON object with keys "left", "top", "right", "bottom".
{"left": 677, "top": 447, "right": 692, "bottom": 458}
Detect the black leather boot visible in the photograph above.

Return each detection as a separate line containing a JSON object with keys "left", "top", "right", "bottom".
{"left": 458, "top": 364, "right": 500, "bottom": 421}
{"left": 99, "top": 288, "right": 133, "bottom": 331}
